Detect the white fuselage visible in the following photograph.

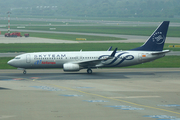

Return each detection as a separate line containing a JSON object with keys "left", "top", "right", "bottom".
{"left": 8, "top": 50, "right": 165, "bottom": 69}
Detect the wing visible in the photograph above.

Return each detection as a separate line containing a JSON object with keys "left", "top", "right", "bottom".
{"left": 75, "top": 48, "right": 117, "bottom": 68}
{"left": 78, "top": 59, "right": 106, "bottom": 68}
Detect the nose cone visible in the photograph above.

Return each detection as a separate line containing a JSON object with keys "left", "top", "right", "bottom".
{"left": 7, "top": 59, "right": 15, "bottom": 67}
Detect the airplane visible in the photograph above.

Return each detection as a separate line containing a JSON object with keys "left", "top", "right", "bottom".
{"left": 8, "top": 21, "right": 170, "bottom": 74}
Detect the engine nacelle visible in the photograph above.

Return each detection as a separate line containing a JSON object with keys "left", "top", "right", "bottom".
{"left": 63, "top": 63, "right": 80, "bottom": 72}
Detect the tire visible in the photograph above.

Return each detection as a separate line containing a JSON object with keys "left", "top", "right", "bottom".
{"left": 87, "top": 69, "right": 92, "bottom": 74}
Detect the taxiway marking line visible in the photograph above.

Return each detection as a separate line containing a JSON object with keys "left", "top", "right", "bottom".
{"left": 34, "top": 80, "right": 180, "bottom": 115}
{"left": 109, "top": 96, "right": 161, "bottom": 99}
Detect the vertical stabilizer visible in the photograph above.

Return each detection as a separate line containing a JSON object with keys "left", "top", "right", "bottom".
{"left": 131, "top": 21, "right": 170, "bottom": 51}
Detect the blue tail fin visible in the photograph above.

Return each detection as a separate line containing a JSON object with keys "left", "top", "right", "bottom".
{"left": 130, "top": 21, "right": 170, "bottom": 51}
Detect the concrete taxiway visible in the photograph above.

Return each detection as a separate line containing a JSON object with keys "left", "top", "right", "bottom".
{"left": 1, "top": 68, "right": 180, "bottom": 120}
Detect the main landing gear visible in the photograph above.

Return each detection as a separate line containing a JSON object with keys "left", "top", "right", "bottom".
{"left": 23, "top": 70, "right": 27, "bottom": 74}
{"left": 87, "top": 68, "right": 92, "bottom": 74}
{"left": 22, "top": 69, "right": 92, "bottom": 74}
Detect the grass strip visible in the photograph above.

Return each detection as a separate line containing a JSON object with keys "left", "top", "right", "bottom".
{"left": 0, "top": 43, "right": 180, "bottom": 53}
{"left": 0, "top": 43, "right": 141, "bottom": 53}
{"left": 125, "top": 56, "right": 180, "bottom": 68}
{"left": 0, "top": 57, "right": 15, "bottom": 69}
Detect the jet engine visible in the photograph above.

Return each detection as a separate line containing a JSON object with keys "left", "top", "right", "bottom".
{"left": 63, "top": 63, "right": 80, "bottom": 71}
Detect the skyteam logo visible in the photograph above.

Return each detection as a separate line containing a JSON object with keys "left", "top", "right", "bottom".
{"left": 34, "top": 60, "right": 42, "bottom": 65}
{"left": 152, "top": 32, "right": 165, "bottom": 44}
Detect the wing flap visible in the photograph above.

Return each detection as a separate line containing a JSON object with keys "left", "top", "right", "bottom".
{"left": 78, "top": 59, "right": 104, "bottom": 68}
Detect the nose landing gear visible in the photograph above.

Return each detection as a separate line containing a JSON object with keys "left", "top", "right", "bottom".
{"left": 17, "top": 68, "right": 27, "bottom": 74}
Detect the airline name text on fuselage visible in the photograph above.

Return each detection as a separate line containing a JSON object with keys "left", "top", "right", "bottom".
{"left": 34, "top": 54, "right": 66, "bottom": 58}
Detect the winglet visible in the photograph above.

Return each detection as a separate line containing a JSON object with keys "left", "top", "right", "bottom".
{"left": 107, "top": 46, "right": 112, "bottom": 51}
{"left": 109, "top": 48, "right": 117, "bottom": 59}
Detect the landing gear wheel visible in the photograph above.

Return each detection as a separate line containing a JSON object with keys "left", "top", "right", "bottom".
{"left": 87, "top": 69, "right": 92, "bottom": 74}
{"left": 23, "top": 70, "right": 26, "bottom": 74}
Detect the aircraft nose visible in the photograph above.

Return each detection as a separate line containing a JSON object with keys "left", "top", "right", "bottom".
{"left": 7, "top": 59, "right": 14, "bottom": 66}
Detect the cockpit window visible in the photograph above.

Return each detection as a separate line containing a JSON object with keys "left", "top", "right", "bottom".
{"left": 15, "top": 57, "right": 21, "bottom": 59}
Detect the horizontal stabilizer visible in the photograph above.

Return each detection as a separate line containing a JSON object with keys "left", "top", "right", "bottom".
{"left": 151, "top": 50, "right": 170, "bottom": 55}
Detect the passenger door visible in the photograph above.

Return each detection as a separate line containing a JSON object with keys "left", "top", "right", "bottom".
{"left": 26, "top": 54, "right": 31, "bottom": 63}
